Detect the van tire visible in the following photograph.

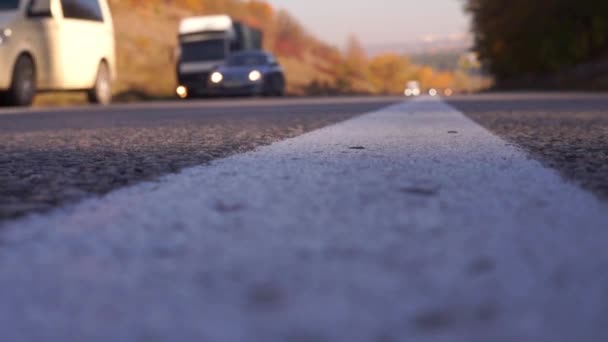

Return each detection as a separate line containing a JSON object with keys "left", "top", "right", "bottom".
{"left": 2, "top": 55, "right": 36, "bottom": 107}
{"left": 88, "top": 62, "right": 112, "bottom": 105}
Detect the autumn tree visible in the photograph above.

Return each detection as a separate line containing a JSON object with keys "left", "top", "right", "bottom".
{"left": 333, "top": 35, "right": 369, "bottom": 92}
{"left": 180, "top": 0, "right": 204, "bottom": 12}
{"left": 465, "top": 0, "right": 608, "bottom": 82}
{"left": 368, "top": 54, "right": 412, "bottom": 94}
{"left": 273, "top": 10, "right": 309, "bottom": 58}
{"left": 344, "top": 35, "right": 368, "bottom": 78}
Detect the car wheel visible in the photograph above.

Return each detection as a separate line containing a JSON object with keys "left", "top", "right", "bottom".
{"left": 273, "top": 75, "right": 285, "bottom": 97}
{"left": 264, "top": 75, "right": 285, "bottom": 97}
{"left": 87, "top": 62, "right": 112, "bottom": 105}
{"left": 2, "top": 55, "right": 36, "bottom": 107}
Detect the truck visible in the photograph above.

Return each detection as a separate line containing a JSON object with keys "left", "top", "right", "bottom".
{"left": 175, "top": 15, "right": 263, "bottom": 98}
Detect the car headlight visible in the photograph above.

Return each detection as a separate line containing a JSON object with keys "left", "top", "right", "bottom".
{"left": 210, "top": 72, "right": 223, "bottom": 84}
{"left": 248, "top": 70, "right": 262, "bottom": 82}
{"left": 0, "top": 28, "right": 13, "bottom": 45}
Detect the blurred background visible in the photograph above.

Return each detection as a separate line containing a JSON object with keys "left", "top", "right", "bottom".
{"left": 35, "top": 0, "right": 608, "bottom": 105}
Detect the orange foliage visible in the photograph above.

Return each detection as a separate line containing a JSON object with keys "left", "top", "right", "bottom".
{"left": 246, "top": 1, "right": 274, "bottom": 21}
{"left": 107, "top": 0, "right": 486, "bottom": 97}
{"left": 367, "top": 53, "right": 411, "bottom": 94}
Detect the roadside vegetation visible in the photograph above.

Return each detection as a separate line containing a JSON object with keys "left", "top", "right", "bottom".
{"left": 37, "top": 0, "right": 488, "bottom": 105}
{"left": 465, "top": 0, "right": 608, "bottom": 89}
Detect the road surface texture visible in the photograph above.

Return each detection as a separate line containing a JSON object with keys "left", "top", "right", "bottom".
{"left": 0, "top": 97, "right": 401, "bottom": 220}
{"left": 449, "top": 93, "right": 608, "bottom": 199}
{"left": 0, "top": 95, "right": 607, "bottom": 341}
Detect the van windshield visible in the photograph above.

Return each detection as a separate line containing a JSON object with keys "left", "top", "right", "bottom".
{"left": 180, "top": 39, "right": 226, "bottom": 62}
{"left": 0, "top": 0, "right": 20, "bottom": 10}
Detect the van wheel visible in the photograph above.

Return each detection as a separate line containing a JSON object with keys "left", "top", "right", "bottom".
{"left": 88, "top": 62, "right": 112, "bottom": 105}
{"left": 2, "top": 55, "right": 36, "bottom": 107}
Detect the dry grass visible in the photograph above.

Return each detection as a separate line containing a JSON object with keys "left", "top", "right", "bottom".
{"left": 111, "top": 4, "right": 188, "bottom": 97}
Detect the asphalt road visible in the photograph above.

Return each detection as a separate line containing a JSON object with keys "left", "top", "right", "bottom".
{"left": 1, "top": 93, "right": 607, "bottom": 222}
{"left": 1, "top": 94, "right": 608, "bottom": 341}
{"left": 0, "top": 97, "right": 402, "bottom": 220}
{"left": 448, "top": 92, "right": 608, "bottom": 199}
{"left": 1, "top": 96, "right": 607, "bottom": 341}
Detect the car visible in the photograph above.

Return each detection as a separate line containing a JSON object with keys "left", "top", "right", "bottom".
{"left": 0, "top": 0, "right": 116, "bottom": 107}
{"left": 184, "top": 50, "right": 285, "bottom": 98}
{"left": 404, "top": 80, "right": 421, "bottom": 97}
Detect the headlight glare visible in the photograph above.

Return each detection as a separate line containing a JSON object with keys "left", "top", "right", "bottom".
{"left": 0, "top": 28, "right": 12, "bottom": 45}
{"left": 210, "top": 72, "right": 223, "bottom": 84}
{"left": 249, "top": 70, "right": 262, "bottom": 82}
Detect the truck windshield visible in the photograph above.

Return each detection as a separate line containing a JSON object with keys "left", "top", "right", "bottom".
{"left": 226, "top": 54, "right": 267, "bottom": 66}
{"left": 0, "top": 0, "right": 20, "bottom": 10}
{"left": 180, "top": 39, "right": 226, "bottom": 62}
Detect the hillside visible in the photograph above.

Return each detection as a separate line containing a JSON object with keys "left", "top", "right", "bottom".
{"left": 34, "top": 0, "right": 489, "bottom": 105}
{"left": 410, "top": 51, "right": 465, "bottom": 72}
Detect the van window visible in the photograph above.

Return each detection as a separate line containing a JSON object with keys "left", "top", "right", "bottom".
{"left": 28, "top": 0, "right": 52, "bottom": 17}
{"left": 0, "top": 0, "right": 20, "bottom": 10}
{"left": 60, "top": 0, "right": 103, "bottom": 22}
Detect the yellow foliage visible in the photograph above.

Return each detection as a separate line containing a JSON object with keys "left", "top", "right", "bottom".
{"left": 104, "top": 0, "right": 486, "bottom": 99}
{"left": 368, "top": 54, "right": 412, "bottom": 94}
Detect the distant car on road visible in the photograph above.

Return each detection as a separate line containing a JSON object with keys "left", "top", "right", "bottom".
{"left": 202, "top": 50, "right": 285, "bottom": 97}
{"left": 404, "top": 81, "right": 421, "bottom": 97}
{"left": 0, "top": 0, "right": 116, "bottom": 107}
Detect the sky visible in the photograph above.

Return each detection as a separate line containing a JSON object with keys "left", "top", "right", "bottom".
{"left": 266, "top": 0, "right": 470, "bottom": 48}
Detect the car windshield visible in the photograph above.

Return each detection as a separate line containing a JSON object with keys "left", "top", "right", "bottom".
{"left": 226, "top": 54, "right": 267, "bottom": 66}
{"left": 180, "top": 39, "right": 226, "bottom": 62}
{"left": 0, "top": 0, "right": 20, "bottom": 10}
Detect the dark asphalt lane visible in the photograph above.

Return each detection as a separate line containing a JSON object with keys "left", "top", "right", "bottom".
{"left": 449, "top": 92, "right": 608, "bottom": 200}
{"left": 2, "top": 93, "right": 607, "bottom": 222}
{"left": 0, "top": 97, "right": 402, "bottom": 220}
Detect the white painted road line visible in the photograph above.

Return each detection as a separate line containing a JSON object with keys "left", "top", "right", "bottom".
{"left": 1, "top": 97, "right": 607, "bottom": 341}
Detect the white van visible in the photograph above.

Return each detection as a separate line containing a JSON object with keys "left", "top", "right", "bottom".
{"left": 0, "top": 0, "right": 116, "bottom": 106}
